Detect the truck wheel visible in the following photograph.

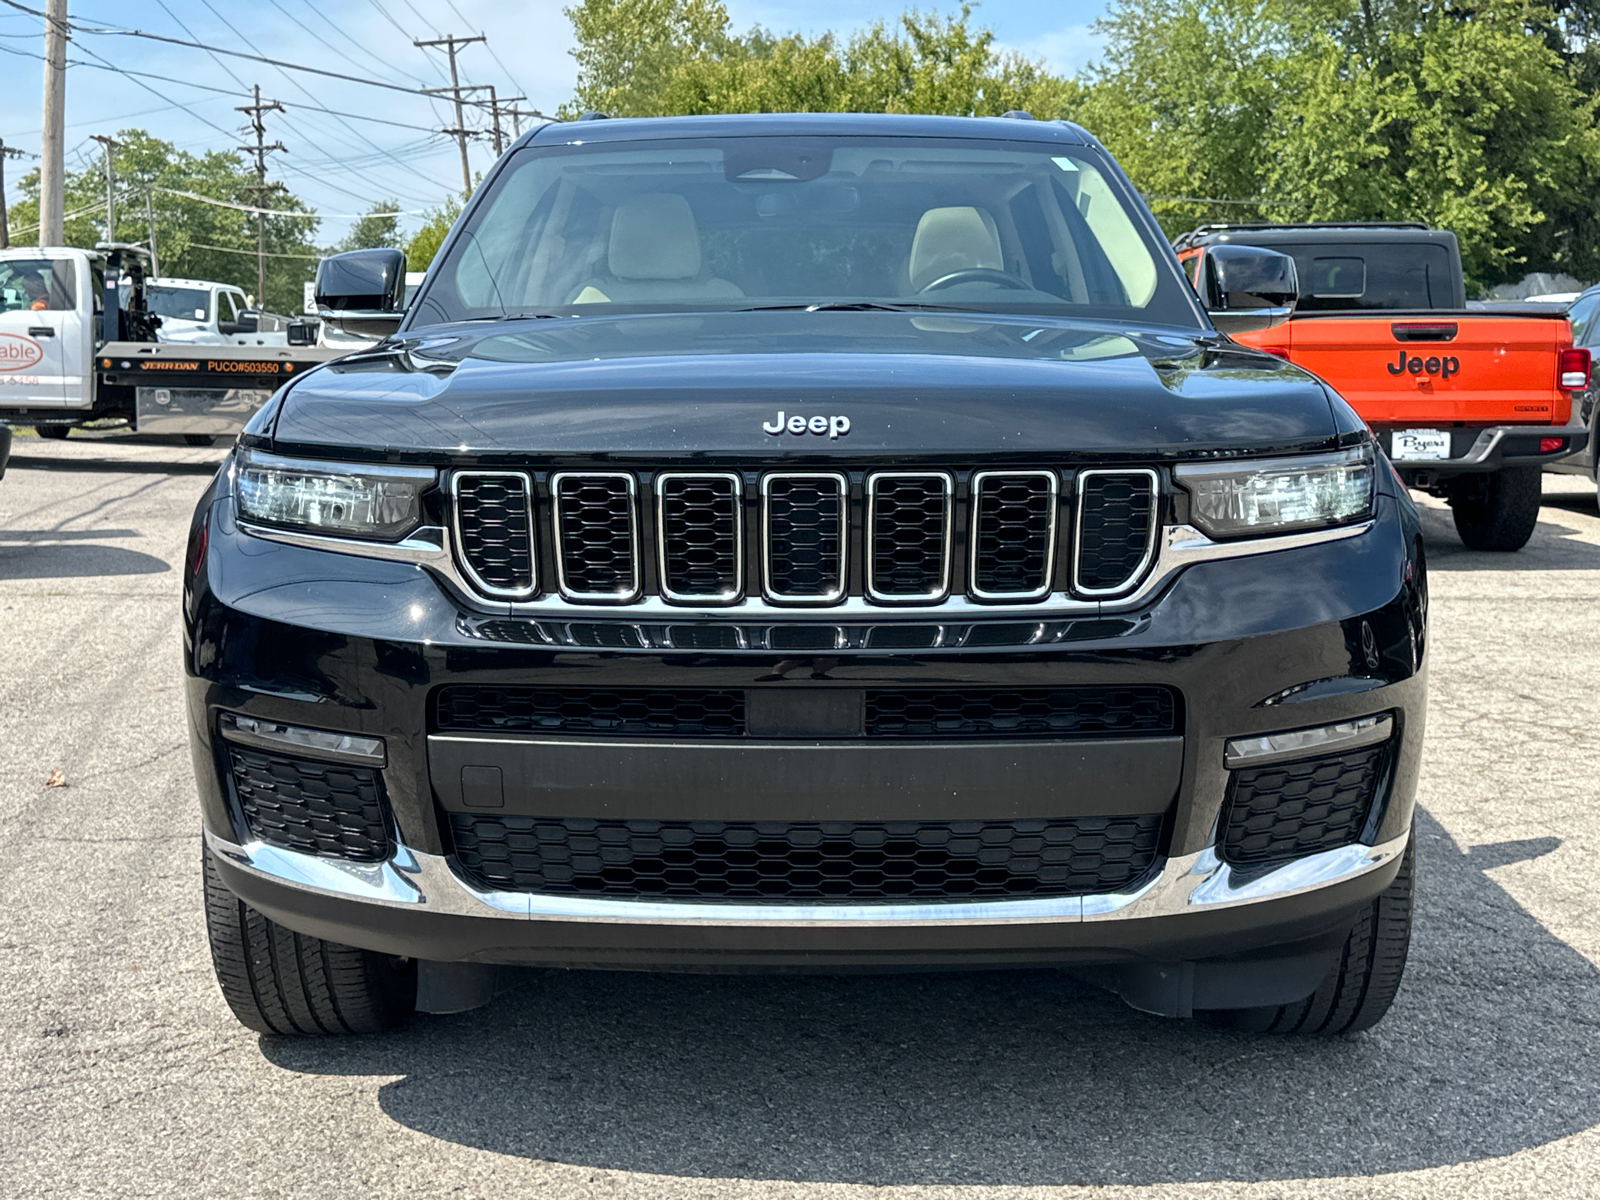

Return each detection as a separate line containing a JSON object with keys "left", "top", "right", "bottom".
{"left": 202, "top": 843, "right": 416, "bottom": 1036}
{"left": 1205, "top": 834, "right": 1414, "bottom": 1035}
{"left": 1449, "top": 466, "right": 1542, "bottom": 551}
{"left": 35, "top": 425, "right": 69, "bottom": 440}
{"left": 184, "top": 434, "right": 224, "bottom": 447}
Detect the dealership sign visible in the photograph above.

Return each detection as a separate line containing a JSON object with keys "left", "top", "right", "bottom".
{"left": 0, "top": 333, "right": 44, "bottom": 371}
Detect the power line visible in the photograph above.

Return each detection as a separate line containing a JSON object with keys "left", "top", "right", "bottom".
{"left": 415, "top": 33, "right": 486, "bottom": 197}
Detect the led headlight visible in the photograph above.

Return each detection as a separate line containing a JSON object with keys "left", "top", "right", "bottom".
{"left": 235, "top": 449, "right": 435, "bottom": 541}
{"left": 1174, "top": 445, "right": 1374, "bottom": 538}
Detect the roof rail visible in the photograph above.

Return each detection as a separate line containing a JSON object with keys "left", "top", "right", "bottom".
{"left": 1000, "top": 110, "right": 1035, "bottom": 120}
{"left": 1171, "top": 220, "right": 1432, "bottom": 252}
{"left": 576, "top": 111, "right": 611, "bottom": 121}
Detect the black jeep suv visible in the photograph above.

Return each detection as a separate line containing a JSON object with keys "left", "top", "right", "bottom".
{"left": 187, "top": 113, "right": 1425, "bottom": 1037}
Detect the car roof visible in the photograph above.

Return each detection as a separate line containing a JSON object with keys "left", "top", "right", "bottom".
{"left": 522, "top": 111, "right": 1094, "bottom": 148}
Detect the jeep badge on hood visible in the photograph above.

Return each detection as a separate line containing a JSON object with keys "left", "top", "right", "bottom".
{"left": 763, "top": 411, "right": 851, "bottom": 438}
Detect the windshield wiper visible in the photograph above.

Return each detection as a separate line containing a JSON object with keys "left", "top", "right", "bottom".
{"left": 735, "top": 301, "right": 984, "bottom": 314}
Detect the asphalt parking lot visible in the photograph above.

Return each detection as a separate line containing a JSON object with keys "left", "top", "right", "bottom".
{"left": 3, "top": 431, "right": 1600, "bottom": 1200}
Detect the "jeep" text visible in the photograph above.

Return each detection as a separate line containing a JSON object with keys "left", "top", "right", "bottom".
{"left": 762, "top": 411, "right": 851, "bottom": 438}
{"left": 1387, "top": 351, "right": 1460, "bottom": 379}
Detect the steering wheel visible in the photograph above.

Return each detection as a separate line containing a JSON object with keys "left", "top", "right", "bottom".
{"left": 918, "top": 267, "right": 1033, "bottom": 293}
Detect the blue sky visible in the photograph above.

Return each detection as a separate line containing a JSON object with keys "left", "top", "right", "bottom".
{"left": 0, "top": 0, "right": 1110, "bottom": 243}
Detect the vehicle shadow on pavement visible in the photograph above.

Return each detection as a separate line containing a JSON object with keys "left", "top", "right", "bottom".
{"left": 4, "top": 453, "right": 222, "bottom": 477}
{"left": 0, "top": 543, "right": 169, "bottom": 579}
{"left": 262, "top": 808, "right": 1600, "bottom": 1186}
{"left": 1419, "top": 502, "right": 1600, "bottom": 570}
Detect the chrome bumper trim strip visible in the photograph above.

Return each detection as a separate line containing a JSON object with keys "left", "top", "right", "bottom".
{"left": 206, "top": 827, "right": 1410, "bottom": 929}
{"left": 1223, "top": 713, "right": 1393, "bottom": 768}
{"left": 238, "top": 517, "right": 1375, "bottom": 622}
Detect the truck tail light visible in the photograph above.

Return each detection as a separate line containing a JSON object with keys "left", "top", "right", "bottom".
{"left": 1559, "top": 347, "right": 1590, "bottom": 390}
{"left": 1540, "top": 437, "right": 1566, "bottom": 453}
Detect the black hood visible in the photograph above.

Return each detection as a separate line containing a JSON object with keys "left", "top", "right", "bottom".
{"left": 269, "top": 310, "right": 1344, "bottom": 463}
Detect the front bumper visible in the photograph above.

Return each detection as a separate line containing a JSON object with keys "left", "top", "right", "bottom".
{"left": 186, "top": 476, "right": 1427, "bottom": 991}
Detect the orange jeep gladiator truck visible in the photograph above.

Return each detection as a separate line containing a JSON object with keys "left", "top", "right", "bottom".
{"left": 1176, "top": 223, "right": 1590, "bottom": 550}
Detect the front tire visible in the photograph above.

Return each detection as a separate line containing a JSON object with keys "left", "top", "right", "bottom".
{"left": 1206, "top": 834, "right": 1414, "bottom": 1035}
{"left": 202, "top": 843, "right": 416, "bottom": 1035}
{"left": 1449, "top": 466, "right": 1542, "bottom": 551}
{"left": 35, "top": 425, "right": 69, "bottom": 440}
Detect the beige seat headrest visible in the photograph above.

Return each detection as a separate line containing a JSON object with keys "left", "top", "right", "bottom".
{"left": 609, "top": 194, "right": 702, "bottom": 281}
{"left": 908, "top": 206, "right": 1003, "bottom": 291}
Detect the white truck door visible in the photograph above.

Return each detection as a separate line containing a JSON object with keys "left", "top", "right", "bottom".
{"left": 0, "top": 253, "right": 80, "bottom": 408}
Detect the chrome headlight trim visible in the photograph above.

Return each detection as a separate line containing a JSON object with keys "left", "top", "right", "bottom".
{"left": 234, "top": 448, "right": 436, "bottom": 542}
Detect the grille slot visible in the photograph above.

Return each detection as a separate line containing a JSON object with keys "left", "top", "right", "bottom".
{"left": 1221, "top": 745, "right": 1387, "bottom": 866}
{"left": 1076, "top": 469, "right": 1158, "bottom": 595}
{"left": 448, "top": 813, "right": 1164, "bottom": 902}
{"left": 551, "top": 472, "right": 640, "bottom": 602}
{"left": 656, "top": 472, "right": 743, "bottom": 603}
{"left": 762, "top": 472, "right": 847, "bottom": 603}
{"left": 452, "top": 471, "right": 536, "bottom": 598}
{"left": 970, "top": 470, "right": 1059, "bottom": 600}
{"left": 866, "top": 686, "right": 1178, "bottom": 738}
{"left": 435, "top": 685, "right": 746, "bottom": 737}
{"left": 867, "top": 472, "right": 953, "bottom": 602}
{"left": 227, "top": 745, "right": 391, "bottom": 861}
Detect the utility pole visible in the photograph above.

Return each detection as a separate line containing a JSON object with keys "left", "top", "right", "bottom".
{"left": 144, "top": 189, "right": 159, "bottom": 276}
{"left": 0, "top": 140, "right": 28, "bottom": 249}
{"left": 501, "top": 104, "right": 546, "bottom": 140}
{"left": 237, "top": 84, "right": 286, "bottom": 306}
{"left": 88, "top": 133, "right": 121, "bottom": 242}
{"left": 415, "top": 33, "right": 485, "bottom": 197}
{"left": 39, "top": 0, "right": 68, "bottom": 245}
{"left": 485, "top": 88, "right": 527, "bottom": 157}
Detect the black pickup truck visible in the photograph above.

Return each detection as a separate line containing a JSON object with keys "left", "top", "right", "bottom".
{"left": 187, "top": 113, "right": 1426, "bottom": 1037}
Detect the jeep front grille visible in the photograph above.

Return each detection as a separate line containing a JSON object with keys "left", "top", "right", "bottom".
{"left": 452, "top": 471, "right": 537, "bottom": 599}
{"left": 551, "top": 472, "right": 640, "bottom": 602}
{"left": 451, "top": 466, "right": 1163, "bottom": 608}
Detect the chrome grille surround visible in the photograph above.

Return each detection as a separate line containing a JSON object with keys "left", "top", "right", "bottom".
{"left": 760, "top": 471, "right": 848, "bottom": 605}
{"left": 865, "top": 471, "right": 954, "bottom": 604}
{"left": 655, "top": 471, "right": 744, "bottom": 605}
{"left": 969, "top": 469, "right": 1059, "bottom": 602}
{"left": 1074, "top": 468, "right": 1160, "bottom": 597}
{"left": 550, "top": 471, "right": 642, "bottom": 603}
{"left": 450, "top": 470, "right": 538, "bottom": 600}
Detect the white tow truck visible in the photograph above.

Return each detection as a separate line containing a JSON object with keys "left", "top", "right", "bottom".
{"left": 0, "top": 244, "right": 338, "bottom": 442}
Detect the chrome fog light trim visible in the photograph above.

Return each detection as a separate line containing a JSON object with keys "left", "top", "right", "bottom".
{"left": 1224, "top": 713, "right": 1392, "bottom": 769}
{"left": 219, "top": 712, "right": 387, "bottom": 766}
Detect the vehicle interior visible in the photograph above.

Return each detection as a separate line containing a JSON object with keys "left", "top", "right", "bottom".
{"left": 421, "top": 139, "right": 1184, "bottom": 325}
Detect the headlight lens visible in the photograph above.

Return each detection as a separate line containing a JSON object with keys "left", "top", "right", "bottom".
{"left": 1174, "top": 445, "right": 1374, "bottom": 538}
{"left": 235, "top": 449, "right": 435, "bottom": 541}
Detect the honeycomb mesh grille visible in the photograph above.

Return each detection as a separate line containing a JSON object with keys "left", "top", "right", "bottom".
{"left": 659, "top": 474, "right": 741, "bottom": 600}
{"left": 866, "top": 686, "right": 1178, "bottom": 738}
{"left": 765, "top": 475, "right": 845, "bottom": 599}
{"left": 554, "top": 474, "right": 637, "bottom": 598}
{"left": 227, "top": 746, "right": 390, "bottom": 862}
{"left": 454, "top": 473, "right": 535, "bottom": 595}
{"left": 434, "top": 685, "right": 746, "bottom": 737}
{"left": 1221, "top": 746, "right": 1387, "bottom": 866}
{"left": 973, "top": 473, "right": 1056, "bottom": 597}
{"left": 869, "top": 474, "right": 950, "bottom": 599}
{"left": 1077, "top": 471, "right": 1157, "bottom": 593}
{"left": 447, "top": 813, "right": 1164, "bottom": 901}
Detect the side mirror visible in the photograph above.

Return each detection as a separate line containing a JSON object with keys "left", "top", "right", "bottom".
{"left": 230, "top": 312, "right": 260, "bottom": 335}
{"left": 286, "top": 319, "right": 320, "bottom": 347}
{"left": 315, "top": 248, "right": 407, "bottom": 337}
{"left": 1203, "top": 244, "right": 1298, "bottom": 334}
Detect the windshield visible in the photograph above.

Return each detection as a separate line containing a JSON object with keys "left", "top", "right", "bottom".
{"left": 0, "top": 257, "right": 76, "bottom": 313}
{"left": 147, "top": 286, "right": 212, "bottom": 322}
{"left": 411, "top": 136, "right": 1199, "bottom": 328}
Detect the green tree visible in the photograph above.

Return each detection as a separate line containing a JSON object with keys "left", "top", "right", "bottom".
{"left": 403, "top": 195, "right": 462, "bottom": 271}
{"left": 1078, "top": 0, "right": 1600, "bottom": 290}
{"left": 337, "top": 199, "right": 403, "bottom": 252}
{"left": 563, "top": 0, "right": 1075, "bottom": 119}
{"left": 5, "top": 129, "right": 320, "bottom": 312}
